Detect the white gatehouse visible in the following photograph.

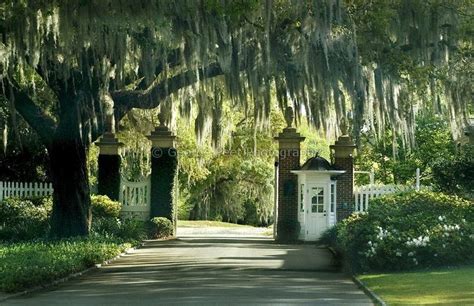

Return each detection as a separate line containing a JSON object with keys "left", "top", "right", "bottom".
{"left": 291, "top": 156, "right": 345, "bottom": 241}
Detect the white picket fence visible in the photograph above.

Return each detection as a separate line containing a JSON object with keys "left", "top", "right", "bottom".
{"left": 354, "top": 184, "right": 416, "bottom": 212}
{"left": 119, "top": 176, "right": 151, "bottom": 221}
{"left": 0, "top": 181, "right": 54, "bottom": 202}
{"left": 0, "top": 178, "right": 151, "bottom": 221}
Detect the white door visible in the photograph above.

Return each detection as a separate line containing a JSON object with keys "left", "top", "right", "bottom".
{"left": 305, "top": 185, "right": 328, "bottom": 241}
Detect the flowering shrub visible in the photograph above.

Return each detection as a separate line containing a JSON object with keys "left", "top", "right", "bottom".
{"left": 322, "top": 190, "right": 474, "bottom": 272}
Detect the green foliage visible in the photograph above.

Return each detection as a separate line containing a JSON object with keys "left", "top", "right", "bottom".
{"left": 324, "top": 190, "right": 473, "bottom": 272}
{"left": 356, "top": 114, "right": 456, "bottom": 185}
{"left": 0, "top": 237, "right": 132, "bottom": 292}
{"left": 0, "top": 197, "right": 52, "bottom": 241}
{"left": 179, "top": 102, "right": 278, "bottom": 226}
{"left": 90, "top": 195, "right": 121, "bottom": 219}
{"left": 432, "top": 145, "right": 474, "bottom": 199}
{"left": 0, "top": 195, "right": 149, "bottom": 242}
{"left": 90, "top": 217, "right": 148, "bottom": 242}
{"left": 150, "top": 217, "right": 174, "bottom": 239}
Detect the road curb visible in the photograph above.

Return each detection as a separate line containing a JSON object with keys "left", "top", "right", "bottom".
{"left": 0, "top": 242, "right": 145, "bottom": 303}
{"left": 352, "top": 275, "right": 387, "bottom": 306}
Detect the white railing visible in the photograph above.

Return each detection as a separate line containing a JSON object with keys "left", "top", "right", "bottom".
{"left": 0, "top": 181, "right": 54, "bottom": 202}
{"left": 354, "top": 184, "right": 415, "bottom": 212}
{"left": 119, "top": 176, "right": 151, "bottom": 221}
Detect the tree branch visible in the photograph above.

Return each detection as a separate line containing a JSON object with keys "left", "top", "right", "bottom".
{"left": 112, "top": 63, "right": 224, "bottom": 120}
{"left": 3, "top": 79, "right": 57, "bottom": 146}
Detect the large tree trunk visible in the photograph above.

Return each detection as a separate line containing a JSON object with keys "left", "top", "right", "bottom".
{"left": 48, "top": 92, "right": 92, "bottom": 238}
{"left": 49, "top": 136, "right": 91, "bottom": 237}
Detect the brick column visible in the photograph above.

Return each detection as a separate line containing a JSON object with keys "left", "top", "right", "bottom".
{"left": 147, "top": 116, "right": 177, "bottom": 235}
{"left": 96, "top": 132, "right": 122, "bottom": 201}
{"left": 274, "top": 127, "right": 305, "bottom": 242}
{"left": 330, "top": 135, "right": 356, "bottom": 221}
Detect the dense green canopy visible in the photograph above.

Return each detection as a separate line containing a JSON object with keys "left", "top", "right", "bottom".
{"left": 1, "top": 0, "right": 471, "bottom": 146}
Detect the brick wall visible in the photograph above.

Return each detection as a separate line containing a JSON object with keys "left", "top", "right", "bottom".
{"left": 277, "top": 148, "right": 300, "bottom": 226}
{"left": 334, "top": 156, "right": 354, "bottom": 221}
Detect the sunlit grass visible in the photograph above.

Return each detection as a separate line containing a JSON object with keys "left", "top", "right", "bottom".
{"left": 358, "top": 265, "right": 474, "bottom": 305}
{"left": 177, "top": 220, "right": 253, "bottom": 228}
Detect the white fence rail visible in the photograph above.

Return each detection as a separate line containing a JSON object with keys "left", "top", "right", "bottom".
{"left": 0, "top": 181, "right": 54, "bottom": 202}
{"left": 1, "top": 178, "right": 152, "bottom": 221}
{"left": 119, "top": 176, "right": 151, "bottom": 221}
{"left": 354, "top": 184, "right": 415, "bottom": 212}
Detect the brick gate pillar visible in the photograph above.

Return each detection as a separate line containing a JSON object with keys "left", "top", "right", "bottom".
{"left": 274, "top": 107, "right": 305, "bottom": 242}
{"left": 330, "top": 134, "right": 356, "bottom": 221}
{"left": 147, "top": 113, "right": 178, "bottom": 234}
{"left": 96, "top": 132, "right": 123, "bottom": 201}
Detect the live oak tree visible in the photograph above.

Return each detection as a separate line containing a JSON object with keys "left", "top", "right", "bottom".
{"left": 0, "top": 0, "right": 472, "bottom": 237}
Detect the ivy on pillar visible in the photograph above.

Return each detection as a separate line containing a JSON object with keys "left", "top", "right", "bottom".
{"left": 274, "top": 107, "right": 305, "bottom": 242}
{"left": 96, "top": 132, "right": 123, "bottom": 201}
{"left": 330, "top": 128, "right": 356, "bottom": 221}
{"left": 147, "top": 113, "right": 178, "bottom": 233}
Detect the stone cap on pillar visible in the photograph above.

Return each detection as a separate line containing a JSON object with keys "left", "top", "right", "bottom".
{"left": 147, "top": 125, "right": 176, "bottom": 148}
{"left": 96, "top": 132, "right": 123, "bottom": 155}
{"left": 330, "top": 135, "right": 356, "bottom": 158}
{"left": 274, "top": 127, "right": 305, "bottom": 149}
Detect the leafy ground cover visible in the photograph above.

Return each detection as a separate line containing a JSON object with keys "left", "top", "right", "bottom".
{"left": 0, "top": 237, "right": 132, "bottom": 293}
{"left": 358, "top": 265, "right": 474, "bottom": 305}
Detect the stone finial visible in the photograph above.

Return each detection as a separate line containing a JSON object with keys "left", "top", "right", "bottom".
{"left": 158, "top": 112, "right": 167, "bottom": 127}
{"left": 284, "top": 106, "right": 295, "bottom": 128}
{"left": 340, "top": 117, "right": 348, "bottom": 136}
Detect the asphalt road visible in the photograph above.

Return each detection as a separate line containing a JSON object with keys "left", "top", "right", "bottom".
{"left": 3, "top": 228, "right": 372, "bottom": 305}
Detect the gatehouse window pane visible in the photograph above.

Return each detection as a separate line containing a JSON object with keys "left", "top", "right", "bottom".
{"left": 330, "top": 183, "right": 335, "bottom": 213}
{"left": 300, "top": 184, "right": 304, "bottom": 212}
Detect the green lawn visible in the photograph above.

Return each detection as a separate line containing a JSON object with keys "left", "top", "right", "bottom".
{"left": 177, "top": 220, "right": 253, "bottom": 228}
{"left": 358, "top": 265, "right": 474, "bottom": 305}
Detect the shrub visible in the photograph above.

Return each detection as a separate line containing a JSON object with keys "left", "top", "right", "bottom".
{"left": 91, "top": 195, "right": 121, "bottom": 219}
{"left": 326, "top": 190, "right": 474, "bottom": 272}
{"left": 91, "top": 217, "right": 148, "bottom": 242}
{"left": 150, "top": 217, "right": 174, "bottom": 239}
{"left": 277, "top": 219, "right": 301, "bottom": 243}
{"left": 0, "top": 197, "right": 52, "bottom": 241}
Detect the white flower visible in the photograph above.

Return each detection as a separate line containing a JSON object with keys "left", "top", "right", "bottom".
{"left": 408, "top": 252, "right": 414, "bottom": 257}
{"left": 376, "top": 226, "right": 390, "bottom": 240}
{"left": 406, "top": 235, "right": 430, "bottom": 247}
{"left": 396, "top": 251, "right": 402, "bottom": 257}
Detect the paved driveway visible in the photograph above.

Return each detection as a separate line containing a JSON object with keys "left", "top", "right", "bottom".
{"left": 4, "top": 228, "right": 372, "bottom": 305}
